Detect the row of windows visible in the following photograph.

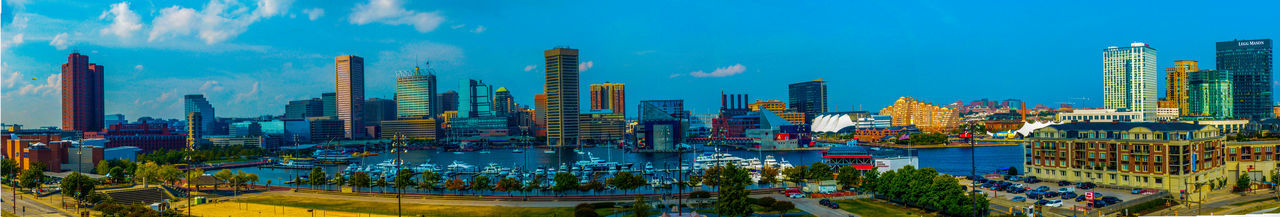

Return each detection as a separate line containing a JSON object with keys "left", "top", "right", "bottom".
{"left": 1032, "top": 168, "right": 1165, "bottom": 184}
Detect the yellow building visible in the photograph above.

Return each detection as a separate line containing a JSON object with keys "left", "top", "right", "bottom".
{"left": 589, "top": 83, "right": 626, "bottom": 115}
{"left": 1223, "top": 141, "right": 1278, "bottom": 189}
{"left": 749, "top": 100, "right": 805, "bottom": 125}
{"left": 1162, "top": 60, "right": 1198, "bottom": 115}
{"left": 380, "top": 116, "right": 437, "bottom": 140}
{"left": 1025, "top": 122, "right": 1226, "bottom": 202}
{"left": 438, "top": 111, "right": 458, "bottom": 128}
{"left": 579, "top": 112, "right": 625, "bottom": 145}
{"left": 878, "top": 97, "right": 960, "bottom": 133}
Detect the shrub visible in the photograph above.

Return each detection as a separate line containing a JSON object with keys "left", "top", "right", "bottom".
{"left": 573, "top": 207, "right": 599, "bottom": 217}
{"left": 757, "top": 197, "right": 777, "bottom": 207}
{"left": 771, "top": 201, "right": 795, "bottom": 212}
{"left": 691, "top": 190, "right": 712, "bottom": 198}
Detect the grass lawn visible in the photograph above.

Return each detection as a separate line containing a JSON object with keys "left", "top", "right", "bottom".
{"left": 2, "top": 210, "right": 15, "bottom": 217}
{"left": 230, "top": 194, "right": 614, "bottom": 217}
{"left": 834, "top": 199, "right": 939, "bottom": 217}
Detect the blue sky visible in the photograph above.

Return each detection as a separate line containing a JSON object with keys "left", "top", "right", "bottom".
{"left": 2, "top": 0, "right": 1277, "bottom": 127}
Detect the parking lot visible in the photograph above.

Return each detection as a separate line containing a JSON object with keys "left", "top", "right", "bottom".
{"left": 964, "top": 176, "right": 1155, "bottom": 211}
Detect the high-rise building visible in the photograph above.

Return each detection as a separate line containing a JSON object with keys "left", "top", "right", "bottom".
{"left": 363, "top": 98, "right": 397, "bottom": 126}
{"left": 579, "top": 109, "right": 625, "bottom": 144}
{"left": 184, "top": 94, "right": 217, "bottom": 136}
{"left": 61, "top": 52, "right": 105, "bottom": 132}
{"left": 1103, "top": 42, "right": 1158, "bottom": 120}
{"left": 494, "top": 87, "right": 514, "bottom": 116}
{"left": 186, "top": 112, "right": 201, "bottom": 150}
{"left": 396, "top": 66, "right": 438, "bottom": 118}
{"left": 788, "top": 79, "right": 827, "bottom": 124}
{"left": 285, "top": 98, "right": 324, "bottom": 119}
{"left": 878, "top": 96, "right": 960, "bottom": 133}
{"left": 458, "top": 80, "right": 494, "bottom": 118}
{"left": 335, "top": 55, "right": 365, "bottom": 139}
{"left": 1163, "top": 60, "right": 1198, "bottom": 115}
{"left": 438, "top": 91, "right": 458, "bottom": 112}
{"left": 322, "top": 92, "right": 337, "bottom": 117}
{"left": 545, "top": 47, "right": 580, "bottom": 146}
{"left": 1187, "top": 69, "right": 1233, "bottom": 120}
{"left": 1217, "top": 39, "right": 1273, "bottom": 120}
{"left": 533, "top": 94, "right": 547, "bottom": 137}
{"left": 589, "top": 82, "right": 625, "bottom": 116}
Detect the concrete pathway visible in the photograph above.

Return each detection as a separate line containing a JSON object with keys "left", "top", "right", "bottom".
{"left": 779, "top": 195, "right": 856, "bottom": 217}
{"left": 1, "top": 187, "right": 71, "bottom": 217}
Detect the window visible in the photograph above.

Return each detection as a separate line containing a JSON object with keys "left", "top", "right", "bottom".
{"left": 1156, "top": 178, "right": 1163, "bottom": 184}
{"left": 1123, "top": 175, "right": 1129, "bottom": 181}
{"left": 1110, "top": 174, "right": 1116, "bottom": 179}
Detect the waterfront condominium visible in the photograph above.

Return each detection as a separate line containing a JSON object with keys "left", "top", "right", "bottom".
{"left": 1162, "top": 60, "right": 1197, "bottom": 116}
{"left": 878, "top": 96, "right": 959, "bottom": 133}
{"left": 61, "top": 52, "right": 105, "bottom": 132}
{"left": 184, "top": 94, "right": 217, "bottom": 136}
{"left": 1024, "top": 122, "right": 1226, "bottom": 202}
{"left": 1187, "top": 69, "right": 1233, "bottom": 120}
{"left": 545, "top": 47, "right": 580, "bottom": 147}
{"left": 1103, "top": 42, "right": 1158, "bottom": 121}
{"left": 589, "top": 82, "right": 625, "bottom": 116}
{"left": 788, "top": 79, "right": 827, "bottom": 124}
{"left": 1217, "top": 39, "right": 1273, "bottom": 120}
{"left": 396, "top": 65, "right": 438, "bottom": 118}
{"left": 335, "top": 55, "right": 366, "bottom": 139}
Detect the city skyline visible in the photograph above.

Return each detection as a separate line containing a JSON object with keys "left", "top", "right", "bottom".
{"left": 3, "top": 1, "right": 1279, "bottom": 127}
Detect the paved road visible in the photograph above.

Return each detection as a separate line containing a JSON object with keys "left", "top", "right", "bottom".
{"left": 0, "top": 187, "right": 71, "bottom": 217}
{"left": 779, "top": 196, "right": 856, "bottom": 217}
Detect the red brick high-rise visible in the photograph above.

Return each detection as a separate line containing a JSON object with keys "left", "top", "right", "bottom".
{"left": 61, "top": 52, "right": 105, "bottom": 133}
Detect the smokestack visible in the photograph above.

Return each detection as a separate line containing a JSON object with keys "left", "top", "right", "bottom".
{"left": 1021, "top": 102, "right": 1027, "bottom": 121}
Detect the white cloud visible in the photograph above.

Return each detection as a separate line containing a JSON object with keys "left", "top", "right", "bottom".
{"left": 16, "top": 73, "right": 60, "bottom": 96}
{"left": 199, "top": 80, "right": 226, "bottom": 92}
{"left": 4, "top": 70, "right": 23, "bottom": 89}
{"left": 11, "top": 34, "right": 23, "bottom": 45}
{"left": 580, "top": 61, "right": 594, "bottom": 72}
{"left": 148, "top": 0, "right": 294, "bottom": 44}
{"left": 49, "top": 33, "right": 70, "bottom": 49}
{"left": 349, "top": 0, "right": 444, "bottom": 33}
{"left": 134, "top": 64, "right": 144, "bottom": 71}
{"left": 523, "top": 65, "right": 536, "bottom": 72}
{"left": 99, "top": 2, "right": 144, "bottom": 39}
{"left": 689, "top": 64, "right": 746, "bottom": 78}
{"left": 231, "top": 81, "right": 261, "bottom": 104}
{"left": 470, "top": 25, "right": 486, "bottom": 33}
{"left": 303, "top": 8, "right": 325, "bottom": 20}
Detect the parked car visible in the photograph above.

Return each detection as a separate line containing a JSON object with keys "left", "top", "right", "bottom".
{"left": 1076, "top": 182, "right": 1096, "bottom": 189}
{"left": 1013, "top": 188, "right": 1028, "bottom": 194}
{"left": 1011, "top": 196, "right": 1027, "bottom": 202}
{"left": 1027, "top": 192, "right": 1043, "bottom": 200}
{"left": 1024, "top": 176, "right": 1041, "bottom": 184}
{"left": 1035, "top": 186, "right": 1050, "bottom": 192}
{"left": 820, "top": 199, "right": 832, "bottom": 205}
{"left": 1044, "top": 191, "right": 1060, "bottom": 198}
{"left": 1057, "top": 180, "right": 1072, "bottom": 186}
{"left": 1058, "top": 187, "right": 1075, "bottom": 193}
{"left": 1091, "top": 200, "right": 1109, "bottom": 208}
{"left": 827, "top": 203, "right": 840, "bottom": 209}
{"left": 1061, "top": 192, "right": 1077, "bottom": 199}
{"left": 1035, "top": 199, "right": 1050, "bottom": 206}
{"left": 1075, "top": 194, "right": 1088, "bottom": 202}
{"left": 1131, "top": 188, "right": 1142, "bottom": 194}
{"left": 1046, "top": 199, "right": 1063, "bottom": 207}
{"left": 1101, "top": 196, "right": 1122, "bottom": 204}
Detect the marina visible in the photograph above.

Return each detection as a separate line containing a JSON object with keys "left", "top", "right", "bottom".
{"left": 236, "top": 143, "right": 1025, "bottom": 195}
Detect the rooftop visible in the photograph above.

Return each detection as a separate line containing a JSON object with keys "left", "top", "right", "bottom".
{"left": 1047, "top": 122, "right": 1208, "bottom": 132}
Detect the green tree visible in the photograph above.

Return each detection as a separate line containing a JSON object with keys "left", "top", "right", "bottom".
{"left": 213, "top": 169, "right": 234, "bottom": 190}
{"left": 1236, "top": 173, "right": 1251, "bottom": 192}
{"left": 553, "top": 172, "right": 579, "bottom": 195}
{"left": 702, "top": 165, "right": 723, "bottom": 188}
{"left": 375, "top": 177, "right": 389, "bottom": 193}
{"left": 419, "top": 171, "right": 441, "bottom": 191}
{"left": 394, "top": 168, "right": 415, "bottom": 193}
{"left": 158, "top": 165, "right": 183, "bottom": 186}
{"left": 471, "top": 175, "right": 492, "bottom": 193}
{"left": 332, "top": 173, "right": 347, "bottom": 188}
{"left": 445, "top": 178, "right": 466, "bottom": 194}
{"left": 687, "top": 173, "right": 703, "bottom": 188}
{"left": 19, "top": 163, "right": 46, "bottom": 190}
{"left": 1, "top": 158, "right": 20, "bottom": 181}
{"left": 95, "top": 160, "right": 110, "bottom": 175}
{"left": 715, "top": 164, "right": 752, "bottom": 217}
{"left": 837, "top": 166, "right": 861, "bottom": 189}
{"left": 60, "top": 172, "right": 97, "bottom": 203}
{"left": 808, "top": 162, "right": 833, "bottom": 181}
{"left": 862, "top": 169, "right": 880, "bottom": 193}
{"left": 108, "top": 167, "right": 126, "bottom": 183}
{"left": 760, "top": 166, "right": 780, "bottom": 186}
{"left": 608, "top": 171, "right": 641, "bottom": 194}
{"left": 632, "top": 196, "right": 651, "bottom": 217}
{"left": 1007, "top": 167, "right": 1019, "bottom": 176}
{"left": 350, "top": 172, "right": 371, "bottom": 193}
{"left": 308, "top": 167, "right": 327, "bottom": 187}
{"left": 185, "top": 168, "right": 205, "bottom": 192}
{"left": 783, "top": 165, "right": 807, "bottom": 186}
{"left": 134, "top": 162, "right": 160, "bottom": 187}
{"left": 524, "top": 175, "right": 544, "bottom": 193}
